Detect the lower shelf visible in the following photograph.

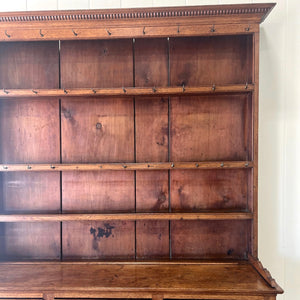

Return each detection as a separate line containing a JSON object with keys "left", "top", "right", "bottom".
{"left": 0, "top": 260, "right": 283, "bottom": 299}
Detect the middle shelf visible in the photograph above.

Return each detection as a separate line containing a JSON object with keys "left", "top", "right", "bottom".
{"left": 0, "top": 212, "right": 253, "bottom": 222}
{"left": 0, "top": 161, "right": 253, "bottom": 171}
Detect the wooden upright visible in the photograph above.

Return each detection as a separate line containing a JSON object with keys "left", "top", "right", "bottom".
{"left": 0, "top": 3, "right": 283, "bottom": 300}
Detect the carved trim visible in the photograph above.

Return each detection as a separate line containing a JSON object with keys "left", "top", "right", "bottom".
{"left": 248, "top": 254, "right": 284, "bottom": 293}
{"left": 0, "top": 4, "right": 275, "bottom": 23}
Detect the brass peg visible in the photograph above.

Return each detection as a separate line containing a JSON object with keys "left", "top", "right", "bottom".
{"left": 245, "top": 162, "right": 249, "bottom": 167}
{"left": 153, "top": 87, "right": 157, "bottom": 93}
{"left": 50, "top": 165, "right": 55, "bottom": 169}
{"left": 147, "top": 164, "right": 150, "bottom": 168}
{"left": 177, "top": 25, "right": 180, "bottom": 33}
{"left": 5, "top": 30, "right": 11, "bottom": 38}
{"left": 182, "top": 83, "right": 185, "bottom": 92}
{"left": 245, "top": 82, "right": 248, "bottom": 90}
{"left": 32, "top": 90, "right": 38, "bottom": 94}
{"left": 195, "top": 163, "right": 199, "bottom": 168}
{"left": 3, "top": 88, "right": 9, "bottom": 94}
{"left": 72, "top": 29, "right": 78, "bottom": 36}
{"left": 123, "top": 87, "right": 126, "bottom": 93}
{"left": 106, "top": 29, "right": 112, "bottom": 36}
{"left": 3, "top": 165, "right": 8, "bottom": 170}
{"left": 92, "top": 89, "right": 97, "bottom": 94}
{"left": 40, "top": 29, "right": 44, "bottom": 37}
{"left": 64, "top": 89, "right": 68, "bottom": 94}
{"left": 171, "top": 163, "right": 175, "bottom": 168}
{"left": 27, "top": 165, "right": 32, "bottom": 170}
{"left": 220, "top": 162, "right": 224, "bottom": 167}
{"left": 212, "top": 84, "right": 216, "bottom": 91}
{"left": 122, "top": 164, "right": 127, "bottom": 169}
{"left": 245, "top": 26, "right": 250, "bottom": 32}
{"left": 143, "top": 27, "right": 146, "bottom": 35}
{"left": 210, "top": 25, "right": 215, "bottom": 33}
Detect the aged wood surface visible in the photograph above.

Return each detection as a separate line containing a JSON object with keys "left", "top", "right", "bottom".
{"left": 0, "top": 85, "right": 254, "bottom": 98}
{"left": 0, "top": 262, "right": 281, "bottom": 295}
{"left": 0, "top": 161, "right": 253, "bottom": 171}
{"left": 0, "top": 212, "right": 253, "bottom": 222}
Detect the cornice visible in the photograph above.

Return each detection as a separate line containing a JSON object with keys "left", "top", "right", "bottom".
{"left": 0, "top": 3, "right": 276, "bottom": 24}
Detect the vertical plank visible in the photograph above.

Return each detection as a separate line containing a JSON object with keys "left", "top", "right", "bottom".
{"left": 135, "top": 38, "right": 169, "bottom": 87}
{"left": 171, "top": 169, "right": 248, "bottom": 211}
{"left": 62, "top": 221, "right": 135, "bottom": 259}
{"left": 62, "top": 171, "right": 135, "bottom": 213}
{"left": 135, "top": 97, "right": 169, "bottom": 162}
{"left": 170, "top": 95, "right": 248, "bottom": 161}
{"left": 1, "top": 172, "right": 60, "bottom": 213}
{"left": 60, "top": 40, "right": 133, "bottom": 88}
{"left": 0, "top": 223, "right": 60, "bottom": 260}
{"left": 171, "top": 220, "right": 250, "bottom": 259}
{"left": 61, "top": 98, "right": 134, "bottom": 163}
{"left": 170, "top": 35, "right": 252, "bottom": 86}
{"left": 135, "top": 38, "right": 170, "bottom": 259}
{"left": 0, "top": 41, "right": 59, "bottom": 89}
{"left": 252, "top": 32, "right": 260, "bottom": 257}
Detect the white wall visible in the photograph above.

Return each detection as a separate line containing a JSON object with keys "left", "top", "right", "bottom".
{"left": 0, "top": 0, "right": 299, "bottom": 299}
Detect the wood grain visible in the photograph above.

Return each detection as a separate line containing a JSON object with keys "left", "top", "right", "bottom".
{"left": 0, "top": 42, "right": 59, "bottom": 89}
{"left": 0, "top": 222, "right": 60, "bottom": 260}
{"left": 170, "top": 169, "right": 249, "bottom": 211}
{"left": 61, "top": 98, "right": 134, "bottom": 163}
{"left": 0, "top": 99, "right": 60, "bottom": 164}
{"left": 171, "top": 220, "right": 250, "bottom": 259}
{"left": 62, "top": 171, "right": 135, "bottom": 213}
{"left": 170, "top": 94, "right": 249, "bottom": 161}
{"left": 0, "top": 172, "right": 60, "bottom": 213}
{"left": 60, "top": 40, "right": 133, "bottom": 88}
{"left": 62, "top": 221, "right": 135, "bottom": 259}
{"left": 170, "top": 35, "right": 252, "bottom": 86}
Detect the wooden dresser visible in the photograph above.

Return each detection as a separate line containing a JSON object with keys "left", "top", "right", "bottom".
{"left": 0, "top": 3, "right": 283, "bottom": 300}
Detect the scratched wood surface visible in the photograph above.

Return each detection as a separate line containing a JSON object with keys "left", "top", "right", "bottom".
{"left": 170, "top": 35, "right": 252, "bottom": 86}
{"left": 0, "top": 41, "right": 59, "bottom": 89}
{"left": 0, "top": 172, "right": 60, "bottom": 213}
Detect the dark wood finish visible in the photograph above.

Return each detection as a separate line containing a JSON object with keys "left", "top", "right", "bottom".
{"left": 0, "top": 3, "right": 282, "bottom": 300}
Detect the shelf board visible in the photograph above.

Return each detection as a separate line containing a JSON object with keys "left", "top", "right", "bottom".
{"left": 0, "top": 261, "right": 283, "bottom": 297}
{"left": 0, "top": 161, "right": 253, "bottom": 171}
{"left": 0, "top": 212, "right": 253, "bottom": 222}
{"left": 0, "top": 84, "right": 254, "bottom": 98}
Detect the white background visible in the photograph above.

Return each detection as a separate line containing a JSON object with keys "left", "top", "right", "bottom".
{"left": 0, "top": 0, "right": 299, "bottom": 299}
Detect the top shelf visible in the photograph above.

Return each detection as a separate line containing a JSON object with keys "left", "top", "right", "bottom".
{"left": 0, "top": 84, "right": 254, "bottom": 98}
